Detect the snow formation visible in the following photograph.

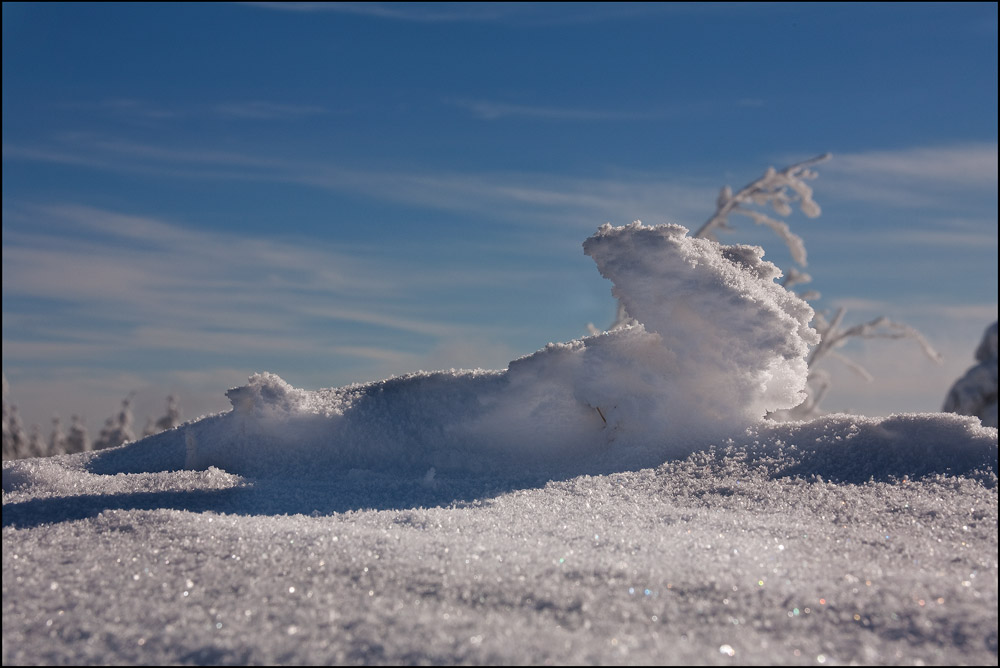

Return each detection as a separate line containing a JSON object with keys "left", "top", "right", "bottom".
{"left": 944, "top": 320, "right": 998, "bottom": 428}
{"left": 106, "top": 223, "right": 818, "bottom": 480}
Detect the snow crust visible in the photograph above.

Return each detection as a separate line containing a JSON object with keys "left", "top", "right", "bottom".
{"left": 3, "top": 223, "right": 996, "bottom": 665}
{"left": 2, "top": 414, "right": 996, "bottom": 666}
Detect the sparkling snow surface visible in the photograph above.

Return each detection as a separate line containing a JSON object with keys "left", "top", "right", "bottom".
{"left": 3, "top": 224, "right": 997, "bottom": 665}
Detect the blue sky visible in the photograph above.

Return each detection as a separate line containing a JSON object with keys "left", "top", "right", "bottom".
{"left": 3, "top": 2, "right": 997, "bottom": 431}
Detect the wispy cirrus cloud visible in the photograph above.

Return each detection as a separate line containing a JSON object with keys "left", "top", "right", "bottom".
{"left": 449, "top": 97, "right": 762, "bottom": 122}
{"left": 2, "top": 133, "right": 719, "bottom": 229}
{"left": 6, "top": 133, "right": 995, "bottom": 247}
{"left": 59, "top": 136, "right": 278, "bottom": 168}
{"left": 71, "top": 98, "right": 184, "bottom": 121}
{"left": 450, "top": 99, "right": 665, "bottom": 122}
{"left": 243, "top": 2, "right": 709, "bottom": 24}
{"left": 832, "top": 143, "right": 998, "bottom": 187}
{"left": 828, "top": 297, "right": 998, "bottom": 323}
{"left": 210, "top": 101, "right": 329, "bottom": 120}
{"left": 245, "top": 2, "right": 518, "bottom": 21}
{"left": 819, "top": 142, "right": 998, "bottom": 207}
{"left": 58, "top": 99, "right": 330, "bottom": 124}
{"left": 858, "top": 217, "right": 999, "bottom": 249}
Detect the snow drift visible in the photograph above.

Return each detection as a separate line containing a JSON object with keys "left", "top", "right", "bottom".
{"left": 84, "top": 223, "right": 822, "bottom": 479}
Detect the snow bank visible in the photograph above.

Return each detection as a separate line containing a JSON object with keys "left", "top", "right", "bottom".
{"left": 4, "top": 431, "right": 997, "bottom": 666}
{"left": 81, "top": 223, "right": 822, "bottom": 479}
{"left": 5, "top": 410, "right": 994, "bottom": 521}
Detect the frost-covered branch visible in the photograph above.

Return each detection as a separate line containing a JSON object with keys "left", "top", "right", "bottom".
{"left": 693, "top": 153, "right": 830, "bottom": 266}
{"left": 808, "top": 308, "right": 943, "bottom": 371}
{"left": 772, "top": 307, "right": 945, "bottom": 420}
{"left": 780, "top": 267, "right": 812, "bottom": 289}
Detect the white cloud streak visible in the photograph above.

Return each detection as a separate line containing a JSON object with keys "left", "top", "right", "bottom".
{"left": 449, "top": 97, "right": 762, "bottom": 122}
{"left": 245, "top": 2, "right": 519, "bottom": 22}
{"left": 210, "top": 101, "right": 329, "bottom": 120}
{"left": 57, "top": 99, "right": 330, "bottom": 124}
{"left": 819, "top": 143, "right": 998, "bottom": 207}
{"left": 6, "top": 137, "right": 995, "bottom": 266}
{"left": 827, "top": 297, "right": 998, "bottom": 326}
{"left": 831, "top": 144, "right": 998, "bottom": 187}
{"left": 11, "top": 136, "right": 996, "bottom": 227}
{"left": 450, "top": 99, "right": 666, "bottom": 122}
{"left": 242, "top": 2, "right": 709, "bottom": 25}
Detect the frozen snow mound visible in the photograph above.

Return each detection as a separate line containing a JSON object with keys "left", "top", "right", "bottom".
{"left": 88, "top": 223, "right": 821, "bottom": 479}
{"left": 582, "top": 222, "right": 818, "bottom": 423}
{"left": 943, "top": 320, "right": 998, "bottom": 428}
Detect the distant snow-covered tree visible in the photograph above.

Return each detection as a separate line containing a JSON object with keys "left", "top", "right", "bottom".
{"left": 26, "top": 424, "right": 45, "bottom": 458}
{"left": 66, "top": 414, "right": 90, "bottom": 454}
{"left": 143, "top": 395, "right": 182, "bottom": 437}
{"left": 3, "top": 408, "right": 28, "bottom": 460}
{"left": 48, "top": 416, "right": 67, "bottom": 455}
{"left": 2, "top": 385, "right": 186, "bottom": 458}
{"left": 3, "top": 375, "right": 29, "bottom": 460}
{"left": 2, "top": 374, "right": 15, "bottom": 459}
{"left": 93, "top": 395, "right": 136, "bottom": 450}
{"left": 156, "top": 394, "right": 181, "bottom": 432}
{"left": 943, "top": 321, "right": 998, "bottom": 428}
{"left": 142, "top": 416, "right": 158, "bottom": 439}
